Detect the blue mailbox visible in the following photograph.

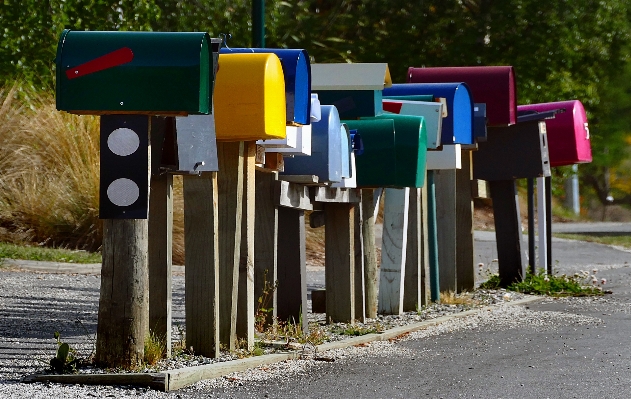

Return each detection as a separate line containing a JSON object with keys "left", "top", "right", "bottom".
{"left": 221, "top": 48, "right": 311, "bottom": 125}
{"left": 383, "top": 83, "right": 474, "bottom": 145}
{"left": 282, "top": 105, "right": 348, "bottom": 183}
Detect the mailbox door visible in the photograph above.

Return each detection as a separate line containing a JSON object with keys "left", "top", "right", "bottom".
{"left": 474, "top": 103, "right": 487, "bottom": 143}
{"left": 383, "top": 83, "right": 473, "bottom": 145}
{"left": 473, "top": 120, "right": 551, "bottom": 180}
{"left": 220, "top": 48, "right": 310, "bottom": 125}
{"left": 282, "top": 105, "right": 342, "bottom": 182}
{"left": 517, "top": 100, "right": 591, "bottom": 167}
{"left": 56, "top": 30, "right": 214, "bottom": 115}
{"left": 383, "top": 100, "right": 443, "bottom": 149}
{"left": 343, "top": 119, "right": 397, "bottom": 188}
{"left": 408, "top": 66, "right": 516, "bottom": 127}
{"left": 362, "top": 114, "right": 427, "bottom": 187}
{"left": 214, "top": 53, "right": 286, "bottom": 141}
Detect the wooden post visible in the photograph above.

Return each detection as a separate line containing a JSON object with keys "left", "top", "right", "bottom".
{"left": 456, "top": 151, "right": 475, "bottom": 292}
{"left": 354, "top": 194, "right": 366, "bottom": 322}
{"left": 324, "top": 203, "right": 355, "bottom": 323}
{"left": 96, "top": 219, "right": 149, "bottom": 368}
{"left": 361, "top": 189, "right": 378, "bottom": 318}
{"left": 254, "top": 169, "right": 278, "bottom": 329}
{"left": 276, "top": 207, "right": 308, "bottom": 331}
{"left": 183, "top": 173, "right": 219, "bottom": 358}
{"left": 237, "top": 142, "right": 256, "bottom": 349}
{"left": 378, "top": 188, "right": 409, "bottom": 315}
{"left": 490, "top": 179, "right": 527, "bottom": 286}
{"left": 403, "top": 188, "right": 421, "bottom": 312}
{"left": 216, "top": 142, "right": 244, "bottom": 351}
{"left": 434, "top": 169, "right": 457, "bottom": 294}
{"left": 148, "top": 172, "right": 173, "bottom": 357}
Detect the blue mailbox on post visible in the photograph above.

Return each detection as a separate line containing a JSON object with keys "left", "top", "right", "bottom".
{"left": 282, "top": 105, "right": 348, "bottom": 183}
{"left": 220, "top": 48, "right": 311, "bottom": 126}
{"left": 383, "top": 83, "right": 474, "bottom": 145}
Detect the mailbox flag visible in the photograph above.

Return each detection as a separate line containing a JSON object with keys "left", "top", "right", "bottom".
{"left": 100, "top": 115, "right": 149, "bottom": 219}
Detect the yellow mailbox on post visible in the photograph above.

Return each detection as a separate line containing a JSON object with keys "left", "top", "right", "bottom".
{"left": 214, "top": 53, "right": 287, "bottom": 141}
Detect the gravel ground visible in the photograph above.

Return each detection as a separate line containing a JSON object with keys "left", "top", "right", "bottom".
{"left": 1, "top": 236, "right": 628, "bottom": 399}
{"left": 0, "top": 264, "right": 537, "bottom": 398}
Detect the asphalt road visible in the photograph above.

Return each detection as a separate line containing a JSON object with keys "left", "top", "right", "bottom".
{"left": 182, "top": 224, "right": 631, "bottom": 398}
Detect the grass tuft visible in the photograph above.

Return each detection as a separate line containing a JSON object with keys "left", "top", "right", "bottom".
{"left": 508, "top": 269, "right": 605, "bottom": 297}
{"left": 440, "top": 291, "right": 478, "bottom": 305}
{"left": 144, "top": 331, "right": 166, "bottom": 366}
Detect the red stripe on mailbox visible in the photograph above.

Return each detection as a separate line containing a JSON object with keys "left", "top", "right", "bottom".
{"left": 382, "top": 101, "right": 403, "bottom": 114}
{"left": 66, "top": 47, "right": 134, "bottom": 80}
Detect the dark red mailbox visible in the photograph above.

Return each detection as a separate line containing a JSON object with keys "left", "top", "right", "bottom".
{"left": 408, "top": 66, "right": 517, "bottom": 127}
{"left": 517, "top": 100, "right": 591, "bottom": 167}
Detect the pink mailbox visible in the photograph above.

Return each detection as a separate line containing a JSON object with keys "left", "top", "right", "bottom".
{"left": 517, "top": 100, "right": 591, "bottom": 167}
{"left": 408, "top": 66, "right": 517, "bottom": 127}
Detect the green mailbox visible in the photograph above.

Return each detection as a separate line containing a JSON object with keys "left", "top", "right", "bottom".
{"left": 362, "top": 115, "right": 427, "bottom": 188}
{"left": 344, "top": 119, "right": 396, "bottom": 188}
{"left": 56, "top": 30, "right": 216, "bottom": 115}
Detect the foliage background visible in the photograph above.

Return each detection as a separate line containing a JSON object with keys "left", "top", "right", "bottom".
{"left": 0, "top": 0, "right": 630, "bottom": 253}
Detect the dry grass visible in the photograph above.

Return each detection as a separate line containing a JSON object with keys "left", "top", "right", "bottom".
{"left": 0, "top": 84, "right": 326, "bottom": 264}
{"left": 0, "top": 85, "right": 192, "bottom": 258}
{"left": 439, "top": 291, "right": 478, "bottom": 306}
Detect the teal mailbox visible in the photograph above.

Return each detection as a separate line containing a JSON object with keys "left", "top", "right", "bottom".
{"left": 361, "top": 115, "right": 427, "bottom": 188}
{"left": 344, "top": 119, "right": 396, "bottom": 188}
{"left": 311, "top": 63, "right": 392, "bottom": 119}
{"left": 56, "top": 30, "right": 216, "bottom": 115}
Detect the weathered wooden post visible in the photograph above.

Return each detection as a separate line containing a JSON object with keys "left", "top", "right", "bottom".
{"left": 381, "top": 98, "right": 445, "bottom": 305}
{"left": 310, "top": 63, "right": 392, "bottom": 319}
{"left": 384, "top": 82, "right": 475, "bottom": 296}
{"left": 213, "top": 52, "right": 287, "bottom": 349}
{"left": 282, "top": 100, "right": 361, "bottom": 324}
{"left": 55, "top": 30, "right": 220, "bottom": 366}
{"left": 220, "top": 47, "right": 312, "bottom": 339}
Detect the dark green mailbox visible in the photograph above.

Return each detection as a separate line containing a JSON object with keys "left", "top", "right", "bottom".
{"left": 344, "top": 119, "right": 396, "bottom": 188}
{"left": 361, "top": 114, "right": 427, "bottom": 188}
{"left": 56, "top": 30, "right": 215, "bottom": 115}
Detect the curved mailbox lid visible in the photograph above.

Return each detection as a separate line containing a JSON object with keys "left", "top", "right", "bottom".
{"left": 56, "top": 30, "right": 215, "bottom": 115}
{"left": 221, "top": 48, "right": 310, "bottom": 125}
{"left": 383, "top": 99, "right": 443, "bottom": 149}
{"left": 362, "top": 115, "right": 427, "bottom": 188}
{"left": 282, "top": 105, "right": 344, "bottom": 183}
{"left": 408, "top": 66, "right": 517, "bottom": 127}
{"left": 517, "top": 100, "right": 591, "bottom": 167}
{"left": 214, "top": 53, "right": 286, "bottom": 141}
{"left": 383, "top": 83, "right": 473, "bottom": 145}
{"left": 343, "top": 119, "right": 397, "bottom": 188}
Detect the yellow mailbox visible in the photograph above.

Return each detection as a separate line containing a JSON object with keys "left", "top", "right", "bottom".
{"left": 214, "top": 53, "right": 286, "bottom": 141}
